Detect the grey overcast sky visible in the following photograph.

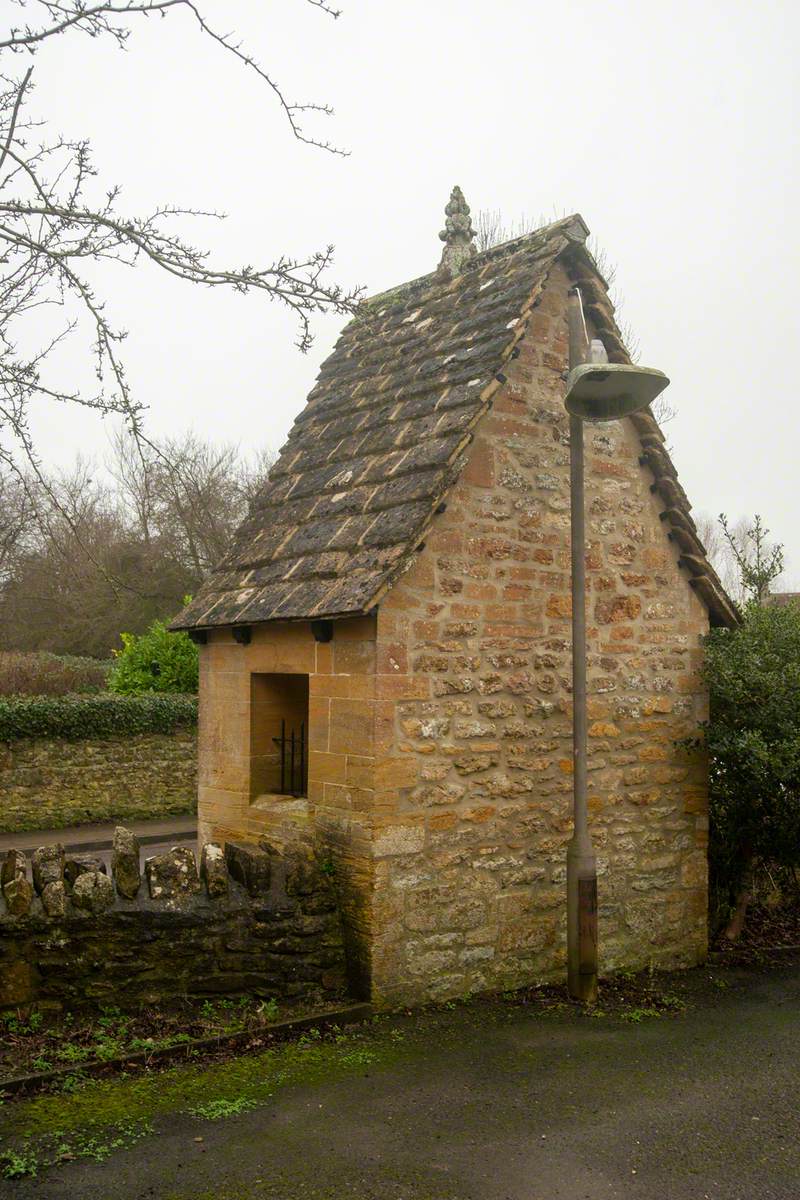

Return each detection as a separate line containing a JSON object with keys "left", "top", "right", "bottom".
{"left": 19, "top": 0, "right": 800, "bottom": 585}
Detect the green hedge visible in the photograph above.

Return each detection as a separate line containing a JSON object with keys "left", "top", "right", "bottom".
{"left": 0, "top": 694, "right": 198, "bottom": 742}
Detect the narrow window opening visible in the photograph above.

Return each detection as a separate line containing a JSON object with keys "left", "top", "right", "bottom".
{"left": 250, "top": 673, "right": 309, "bottom": 799}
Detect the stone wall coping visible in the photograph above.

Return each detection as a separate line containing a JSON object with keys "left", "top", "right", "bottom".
{"left": 1, "top": 829, "right": 321, "bottom": 922}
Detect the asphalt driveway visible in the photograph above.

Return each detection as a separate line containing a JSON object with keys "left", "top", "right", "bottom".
{"left": 2, "top": 958, "right": 798, "bottom": 1200}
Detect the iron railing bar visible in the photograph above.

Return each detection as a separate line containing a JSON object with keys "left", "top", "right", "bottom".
{"left": 300, "top": 720, "right": 306, "bottom": 797}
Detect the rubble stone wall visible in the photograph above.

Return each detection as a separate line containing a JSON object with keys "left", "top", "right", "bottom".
{"left": 0, "top": 835, "right": 345, "bottom": 1012}
{"left": 369, "top": 261, "right": 710, "bottom": 1004}
{"left": 0, "top": 731, "right": 197, "bottom": 833}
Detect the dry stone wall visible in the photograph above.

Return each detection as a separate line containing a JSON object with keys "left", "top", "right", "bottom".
{"left": 0, "top": 830, "right": 345, "bottom": 1011}
{"left": 369, "top": 262, "right": 710, "bottom": 1004}
{"left": 0, "top": 731, "right": 197, "bottom": 833}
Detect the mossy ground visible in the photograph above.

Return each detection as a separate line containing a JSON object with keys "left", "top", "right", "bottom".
{"left": 0, "top": 1017, "right": 408, "bottom": 1177}
{"left": 0, "top": 963, "right": 702, "bottom": 1180}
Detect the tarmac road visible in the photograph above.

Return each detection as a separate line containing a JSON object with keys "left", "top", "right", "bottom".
{"left": 2, "top": 957, "right": 798, "bottom": 1200}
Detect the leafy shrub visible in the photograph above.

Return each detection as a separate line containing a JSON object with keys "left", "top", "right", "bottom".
{"left": 0, "top": 652, "right": 112, "bottom": 697}
{"left": 0, "top": 694, "right": 197, "bottom": 742}
{"left": 108, "top": 620, "right": 198, "bottom": 695}
{"left": 702, "top": 600, "right": 800, "bottom": 931}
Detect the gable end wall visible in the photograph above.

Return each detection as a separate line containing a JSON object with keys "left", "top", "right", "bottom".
{"left": 371, "top": 261, "right": 710, "bottom": 1005}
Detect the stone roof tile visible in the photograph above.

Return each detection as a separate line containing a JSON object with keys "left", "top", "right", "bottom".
{"left": 172, "top": 215, "right": 737, "bottom": 632}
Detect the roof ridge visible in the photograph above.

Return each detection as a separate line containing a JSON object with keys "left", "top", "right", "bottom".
{"left": 473, "top": 212, "right": 590, "bottom": 263}
{"left": 362, "top": 213, "right": 589, "bottom": 311}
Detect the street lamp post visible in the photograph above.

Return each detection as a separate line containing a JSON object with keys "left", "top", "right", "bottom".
{"left": 563, "top": 289, "right": 670, "bottom": 1003}
{"left": 566, "top": 291, "right": 597, "bottom": 1003}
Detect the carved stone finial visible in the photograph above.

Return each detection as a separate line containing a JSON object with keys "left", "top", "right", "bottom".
{"left": 438, "top": 185, "right": 477, "bottom": 276}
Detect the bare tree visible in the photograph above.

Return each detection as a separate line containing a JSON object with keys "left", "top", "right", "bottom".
{"left": 475, "top": 208, "right": 540, "bottom": 253}
{"left": 718, "top": 513, "right": 784, "bottom": 605}
{"left": 0, "top": 459, "right": 159, "bottom": 655}
{"left": 0, "top": 1, "right": 359, "bottom": 540}
{"left": 108, "top": 428, "right": 275, "bottom": 576}
{"left": 694, "top": 511, "right": 728, "bottom": 574}
{"left": 695, "top": 511, "right": 785, "bottom": 606}
{"left": 0, "top": 466, "right": 34, "bottom": 583}
{"left": 0, "top": 432, "right": 274, "bottom": 654}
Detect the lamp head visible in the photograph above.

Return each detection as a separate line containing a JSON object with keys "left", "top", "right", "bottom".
{"left": 564, "top": 362, "right": 669, "bottom": 421}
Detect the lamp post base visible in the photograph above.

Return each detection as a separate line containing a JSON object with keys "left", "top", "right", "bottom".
{"left": 566, "top": 841, "right": 598, "bottom": 1003}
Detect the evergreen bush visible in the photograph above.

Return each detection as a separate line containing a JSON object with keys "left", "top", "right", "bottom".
{"left": 108, "top": 620, "right": 198, "bottom": 695}
{"left": 702, "top": 600, "right": 800, "bottom": 933}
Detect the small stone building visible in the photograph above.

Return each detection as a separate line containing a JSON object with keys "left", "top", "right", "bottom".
{"left": 172, "top": 191, "right": 737, "bottom": 1006}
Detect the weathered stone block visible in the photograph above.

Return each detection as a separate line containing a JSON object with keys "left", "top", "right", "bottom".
{"left": 146, "top": 847, "right": 200, "bottom": 900}
{"left": 41, "top": 880, "right": 68, "bottom": 918}
{"left": 596, "top": 595, "right": 642, "bottom": 624}
{"left": 478, "top": 700, "right": 515, "bottom": 719}
{"left": 112, "top": 826, "right": 141, "bottom": 899}
{"left": 454, "top": 719, "right": 496, "bottom": 739}
{"left": 421, "top": 781, "right": 465, "bottom": 806}
{"left": 546, "top": 594, "right": 571, "bottom": 618}
{"left": 224, "top": 842, "right": 271, "bottom": 896}
{"left": 0, "top": 961, "right": 36, "bottom": 1008}
{"left": 200, "top": 843, "right": 229, "bottom": 898}
{"left": 65, "top": 855, "right": 107, "bottom": 887}
{"left": 589, "top": 722, "right": 620, "bottom": 738}
{"left": 72, "top": 870, "right": 115, "bottom": 914}
{"left": 3, "top": 874, "right": 34, "bottom": 916}
{"left": 1, "top": 849, "right": 26, "bottom": 888}
{"left": 433, "top": 677, "right": 474, "bottom": 696}
{"left": 285, "top": 846, "right": 320, "bottom": 898}
{"left": 453, "top": 752, "right": 498, "bottom": 775}
{"left": 374, "top": 825, "right": 425, "bottom": 857}
{"left": 31, "top": 843, "right": 64, "bottom": 893}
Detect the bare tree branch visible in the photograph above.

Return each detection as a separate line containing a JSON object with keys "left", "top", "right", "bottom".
{"left": 302, "top": 1, "right": 341, "bottom": 16}
{"left": 0, "top": 431, "right": 276, "bottom": 653}
{"left": 2, "top": 1, "right": 345, "bottom": 152}
{"left": 0, "top": 64, "right": 31, "bottom": 175}
{"left": 0, "top": 1, "right": 359, "bottom": 566}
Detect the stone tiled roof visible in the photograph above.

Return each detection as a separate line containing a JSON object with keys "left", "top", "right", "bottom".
{"left": 172, "top": 214, "right": 738, "bottom": 632}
